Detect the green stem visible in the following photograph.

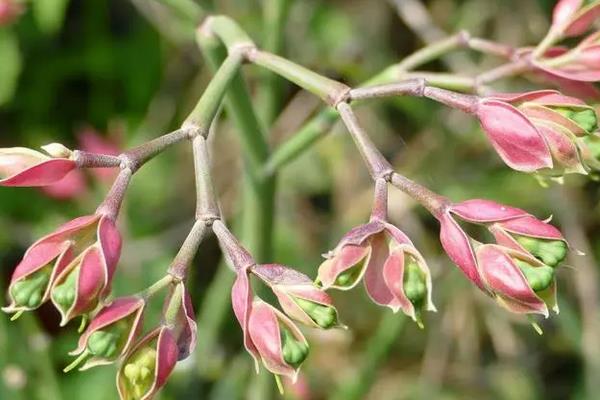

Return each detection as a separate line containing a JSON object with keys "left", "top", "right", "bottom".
{"left": 247, "top": 49, "right": 350, "bottom": 106}
{"left": 263, "top": 32, "right": 471, "bottom": 173}
{"left": 329, "top": 313, "right": 406, "bottom": 400}
{"left": 197, "top": 33, "right": 275, "bottom": 261}
{"left": 183, "top": 52, "right": 245, "bottom": 138}
{"left": 154, "top": 0, "right": 205, "bottom": 24}
{"left": 257, "top": 0, "right": 292, "bottom": 127}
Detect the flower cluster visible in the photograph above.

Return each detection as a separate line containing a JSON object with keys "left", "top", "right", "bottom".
{"left": 1, "top": 143, "right": 197, "bottom": 400}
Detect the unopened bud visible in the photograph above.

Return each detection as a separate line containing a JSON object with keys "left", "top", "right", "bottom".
{"left": 294, "top": 298, "right": 338, "bottom": 329}
{"left": 514, "top": 235, "right": 567, "bottom": 267}
{"left": 41, "top": 143, "right": 72, "bottom": 159}
{"left": 334, "top": 261, "right": 364, "bottom": 287}
{"left": 281, "top": 327, "right": 309, "bottom": 368}
{"left": 52, "top": 270, "right": 78, "bottom": 310}
{"left": 514, "top": 259, "right": 555, "bottom": 292}
{"left": 123, "top": 347, "right": 157, "bottom": 399}
{"left": 10, "top": 267, "right": 51, "bottom": 308}
{"left": 403, "top": 257, "right": 427, "bottom": 307}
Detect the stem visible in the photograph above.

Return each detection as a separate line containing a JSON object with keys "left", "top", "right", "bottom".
{"left": 192, "top": 135, "right": 220, "bottom": 220}
{"left": 336, "top": 102, "right": 393, "bottom": 180}
{"left": 212, "top": 219, "right": 255, "bottom": 271}
{"left": 168, "top": 220, "right": 210, "bottom": 280}
{"left": 349, "top": 78, "right": 426, "bottom": 101}
{"left": 370, "top": 178, "right": 388, "bottom": 221}
{"left": 246, "top": 49, "right": 350, "bottom": 106}
{"left": 202, "top": 15, "right": 255, "bottom": 52}
{"left": 395, "top": 31, "right": 470, "bottom": 71}
{"left": 532, "top": 27, "right": 561, "bottom": 59}
{"left": 183, "top": 51, "right": 244, "bottom": 138}
{"left": 475, "top": 59, "right": 530, "bottom": 85}
{"left": 422, "top": 86, "right": 479, "bottom": 113}
{"left": 122, "top": 128, "right": 190, "bottom": 171}
{"left": 198, "top": 29, "right": 275, "bottom": 262}
{"left": 154, "top": 0, "right": 205, "bottom": 24}
{"left": 74, "top": 151, "right": 122, "bottom": 169}
{"left": 257, "top": 0, "right": 291, "bottom": 127}
{"left": 140, "top": 274, "right": 175, "bottom": 299}
{"left": 262, "top": 108, "right": 339, "bottom": 177}
{"left": 96, "top": 168, "right": 133, "bottom": 219}
{"left": 467, "top": 37, "right": 515, "bottom": 59}
{"left": 389, "top": 172, "right": 448, "bottom": 218}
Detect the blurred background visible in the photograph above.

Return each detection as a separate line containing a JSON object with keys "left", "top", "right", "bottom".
{"left": 1, "top": 0, "right": 599, "bottom": 399}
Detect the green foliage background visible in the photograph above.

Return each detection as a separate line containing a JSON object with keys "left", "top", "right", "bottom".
{"left": 1, "top": 0, "right": 599, "bottom": 399}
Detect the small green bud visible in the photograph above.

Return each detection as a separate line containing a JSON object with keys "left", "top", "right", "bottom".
{"left": 52, "top": 270, "right": 79, "bottom": 310}
{"left": 281, "top": 327, "right": 309, "bottom": 368}
{"left": 334, "top": 261, "right": 364, "bottom": 287}
{"left": 294, "top": 298, "right": 338, "bottom": 329}
{"left": 87, "top": 331, "right": 120, "bottom": 358}
{"left": 514, "top": 235, "right": 567, "bottom": 267}
{"left": 123, "top": 347, "right": 157, "bottom": 399}
{"left": 555, "top": 107, "right": 598, "bottom": 134}
{"left": 403, "top": 258, "right": 427, "bottom": 306}
{"left": 514, "top": 259, "right": 555, "bottom": 292}
{"left": 10, "top": 267, "right": 52, "bottom": 308}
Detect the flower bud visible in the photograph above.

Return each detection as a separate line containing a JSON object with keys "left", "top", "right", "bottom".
{"left": 117, "top": 326, "right": 179, "bottom": 400}
{"left": 0, "top": 147, "right": 76, "bottom": 187}
{"left": 9, "top": 266, "right": 52, "bottom": 309}
{"left": 0, "top": 0, "right": 24, "bottom": 25}
{"left": 318, "top": 220, "right": 435, "bottom": 322}
{"left": 554, "top": 107, "right": 598, "bottom": 133}
{"left": 513, "top": 235, "right": 568, "bottom": 267}
{"left": 161, "top": 283, "right": 197, "bottom": 360}
{"left": 251, "top": 264, "right": 341, "bottom": 329}
{"left": 476, "top": 244, "right": 558, "bottom": 316}
{"left": 66, "top": 297, "right": 145, "bottom": 371}
{"left": 247, "top": 299, "right": 309, "bottom": 381}
{"left": 41, "top": 143, "right": 73, "bottom": 159}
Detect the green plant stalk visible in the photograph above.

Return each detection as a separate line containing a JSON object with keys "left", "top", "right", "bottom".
{"left": 263, "top": 33, "right": 471, "bottom": 174}
{"left": 154, "top": 0, "right": 205, "bottom": 23}
{"left": 329, "top": 313, "right": 406, "bottom": 400}
{"left": 257, "top": 0, "right": 292, "bottom": 127}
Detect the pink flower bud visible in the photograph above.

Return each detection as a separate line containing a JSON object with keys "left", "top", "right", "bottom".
{"left": 534, "top": 32, "right": 600, "bottom": 82}
{"left": 161, "top": 283, "right": 197, "bottom": 360}
{"left": 44, "top": 214, "right": 121, "bottom": 325}
{"left": 317, "top": 220, "right": 435, "bottom": 322}
{"left": 247, "top": 299, "right": 309, "bottom": 382}
{"left": 552, "top": 0, "right": 600, "bottom": 38}
{"left": 450, "top": 199, "right": 568, "bottom": 267}
{"left": 251, "top": 264, "right": 340, "bottom": 329}
{"left": 117, "top": 326, "right": 179, "bottom": 400}
{"left": 3, "top": 214, "right": 120, "bottom": 318}
{"left": 40, "top": 170, "right": 88, "bottom": 200}
{"left": 475, "top": 99, "right": 553, "bottom": 172}
{"left": 0, "top": 147, "right": 76, "bottom": 187}
{"left": 476, "top": 245, "right": 558, "bottom": 316}
{"left": 68, "top": 297, "right": 145, "bottom": 370}
{"left": 231, "top": 266, "right": 260, "bottom": 368}
{"left": 438, "top": 199, "right": 566, "bottom": 316}
{"left": 479, "top": 90, "right": 599, "bottom": 174}
{"left": 0, "top": 0, "right": 24, "bottom": 25}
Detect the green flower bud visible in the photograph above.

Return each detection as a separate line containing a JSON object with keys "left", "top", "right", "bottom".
{"left": 514, "top": 235, "right": 567, "bottom": 267}
{"left": 514, "top": 259, "right": 555, "bottom": 292}
{"left": 88, "top": 331, "right": 120, "bottom": 358}
{"left": 123, "top": 347, "right": 157, "bottom": 399}
{"left": 403, "top": 257, "right": 427, "bottom": 306}
{"left": 555, "top": 107, "right": 598, "bottom": 134}
{"left": 334, "top": 261, "right": 364, "bottom": 287}
{"left": 10, "top": 267, "right": 52, "bottom": 308}
{"left": 281, "top": 327, "right": 309, "bottom": 368}
{"left": 52, "top": 270, "right": 79, "bottom": 310}
{"left": 294, "top": 298, "right": 338, "bottom": 329}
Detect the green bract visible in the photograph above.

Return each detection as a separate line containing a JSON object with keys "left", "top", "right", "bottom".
{"left": 294, "top": 297, "right": 338, "bottom": 329}
{"left": 281, "top": 327, "right": 309, "bottom": 368}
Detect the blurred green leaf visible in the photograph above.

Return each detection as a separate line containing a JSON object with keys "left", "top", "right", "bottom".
{"left": 0, "top": 29, "right": 21, "bottom": 106}
{"left": 33, "top": 0, "right": 71, "bottom": 35}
